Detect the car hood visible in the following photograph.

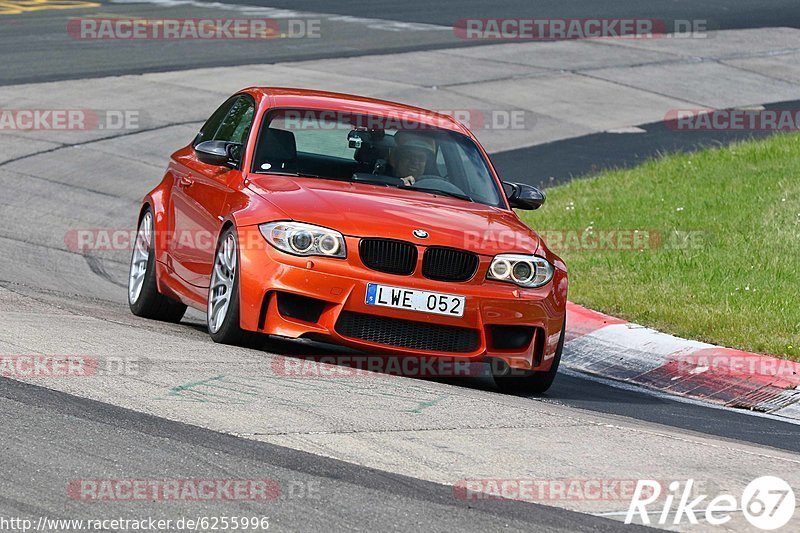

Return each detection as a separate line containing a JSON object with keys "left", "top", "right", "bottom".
{"left": 247, "top": 175, "right": 540, "bottom": 255}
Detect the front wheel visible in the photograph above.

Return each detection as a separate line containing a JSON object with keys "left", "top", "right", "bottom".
{"left": 128, "top": 208, "right": 187, "bottom": 323}
{"left": 207, "top": 226, "right": 256, "bottom": 345}
{"left": 492, "top": 321, "right": 565, "bottom": 394}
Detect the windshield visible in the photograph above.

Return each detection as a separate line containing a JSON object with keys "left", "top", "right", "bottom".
{"left": 252, "top": 108, "right": 504, "bottom": 207}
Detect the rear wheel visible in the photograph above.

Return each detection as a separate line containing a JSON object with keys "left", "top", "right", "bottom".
{"left": 128, "top": 208, "right": 187, "bottom": 322}
{"left": 492, "top": 321, "right": 565, "bottom": 394}
{"left": 207, "top": 226, "right": 256, "bottom": 345}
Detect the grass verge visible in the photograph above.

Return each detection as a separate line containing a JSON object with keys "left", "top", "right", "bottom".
{"left": 520, "top": 133, "right": 799, "bottom": 360}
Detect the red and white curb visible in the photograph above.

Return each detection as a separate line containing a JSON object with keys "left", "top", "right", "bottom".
{"left": 563, "top": 303, "right": 800, "bottom": 421}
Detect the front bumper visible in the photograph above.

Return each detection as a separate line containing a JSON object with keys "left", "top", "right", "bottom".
{"left": 237, "top": 226, "right": 568, "bottom": 371}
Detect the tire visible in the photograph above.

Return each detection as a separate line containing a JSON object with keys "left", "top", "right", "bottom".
{"left": 207, "top": 226, "right": 257, "bottom": 346}
{"left": 492, "top": 321, "right": 565, "bottom": 394}
{"left": 128, "top": 207, "right": 187, "bottom": 323}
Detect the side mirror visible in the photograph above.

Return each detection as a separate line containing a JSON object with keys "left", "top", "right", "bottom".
{"left": 503, "top": 182, "right": 546, "bottom": 210}
{"left": 194, "top": 140, "right": 242, "bottom": 169}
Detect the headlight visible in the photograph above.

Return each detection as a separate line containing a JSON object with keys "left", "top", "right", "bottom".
{"left": 259, "top": 221, "right": 346, "bottom": 258}
{"left": 487, "top": 254, "right": 553, "bottom": 288}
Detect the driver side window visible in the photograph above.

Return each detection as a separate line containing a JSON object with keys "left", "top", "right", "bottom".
{"left": 194, "top": 98, "right": 235, "bottom": 147}
{"left": 193, "top": 95, "right": 255, "bottom": 147}
{"left": 213, "top": 96, "right": 255, "bottom": 145}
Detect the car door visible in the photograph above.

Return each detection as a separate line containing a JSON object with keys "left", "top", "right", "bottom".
{"left": 169, "top": 95, "right": 255, "bottom": 287}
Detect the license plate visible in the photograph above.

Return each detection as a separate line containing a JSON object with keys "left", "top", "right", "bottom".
{"left": 365, "top": 283, "right": 465, "bottom": 317}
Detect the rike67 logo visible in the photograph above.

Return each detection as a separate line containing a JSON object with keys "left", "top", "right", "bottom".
{"left": 626, "top": 476, "right": 795, "bottom": 529}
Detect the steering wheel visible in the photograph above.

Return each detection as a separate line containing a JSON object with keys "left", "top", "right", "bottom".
{"left": 411, "top": 176, "right": 467, "bottom": 196}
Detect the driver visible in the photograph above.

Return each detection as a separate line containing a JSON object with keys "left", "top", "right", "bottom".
{"left": 388, "top": 132, "right": 436, "bottom": 186}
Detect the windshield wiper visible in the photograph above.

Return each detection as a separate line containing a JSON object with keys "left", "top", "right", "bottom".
{"left": 410, "top": 186, "right": 473, "bottom": 202}
{"left": 255, "top": 170, "right": 350, "bottom": 182}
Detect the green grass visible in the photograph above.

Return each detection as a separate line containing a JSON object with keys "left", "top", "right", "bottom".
{"left": 520, "top": 133, "right": 800, "bottom": 360}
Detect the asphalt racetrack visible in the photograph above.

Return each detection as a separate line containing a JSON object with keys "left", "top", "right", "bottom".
{"left": 1, "top": 0, "right": 799, "bottom": 531}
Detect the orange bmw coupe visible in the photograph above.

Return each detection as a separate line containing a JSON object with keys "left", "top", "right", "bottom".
{"left": 128, "top": 88, "right": 568, "bottom": 392}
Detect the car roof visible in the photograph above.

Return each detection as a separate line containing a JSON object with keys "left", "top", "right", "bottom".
{"left": 242, "top": 87, "right": 470, "bottom": 135}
